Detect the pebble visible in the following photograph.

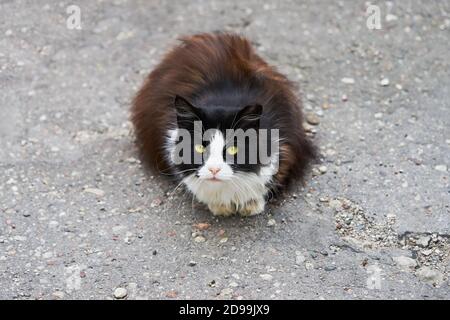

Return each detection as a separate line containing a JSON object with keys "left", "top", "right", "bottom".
{"left": 393, "top": 256, "right": 417, "bottom": 271}
{"left": 305, "top": 113, "right": 320, "bottom": 125}
{"left": 194, "top": 236, "right": 206, "bottom": 243}
{"left": 374, "top": 112, "right": 383, "bottom": 119}
{"left": 220, "top": 288, "right": 234, "bottom": 296}
{"left": 380, "top": 78, "right": 390, "bottom": 86}
{"left": 113, "top": 287, "right": 127, "bottom": 299}
{"left": 385, "top": 14, "right": 398, "bottom": 22}
{"left": 267, "top": 219, "right": 276, "bottom": 227}
{"left": 188, "top": 261, "right": 197, "bottom": 267}
{"left": 52, "top": 291, "right": 65, "bottom": 299}
{"left": 318, "top": 165, "right": 328, "bottom": 174}
{"left": 416, "top": 235, "right": 431, "bottom": 247}
{"left": 434, "top": 165, "right": 447, "bottom": 172}
{"left": 324, "top": 265, "right": 337, "bottom": 271}
{"left": 84, "top": 188, "right": 105, "bottom": 197}
{"left": 329, "top": 199, "right": 342, "bottom": 211}
{"left": 260, "top": 274, "right": 273, "bottom": 281}
{"left": 295, "top": 251, "right": 306, "bottom": 265}
{"left": 193, "top": 223, "right": 210, "bottom": 231}
{"left": 415, "top": 267, "right": 444, "bottom": 286}
{"left": 341, "top": 77, "right": 355, "bottom": 84}
{"left": 219, "top": 237, "right": 228, "bottom": 243}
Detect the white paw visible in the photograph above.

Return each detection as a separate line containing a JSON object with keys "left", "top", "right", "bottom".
{"left": 208, "top": 203, "right": 236, "bottom": 217}
{"left": 238, "top": 198, "right": 265, "bottom": 217}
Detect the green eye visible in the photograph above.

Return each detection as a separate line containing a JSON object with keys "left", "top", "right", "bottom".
{"left": 227, "top": 146, "right": 238, "bottom": 155}
{"left": 194, "top": 144, "right": 205, "bottom": 153}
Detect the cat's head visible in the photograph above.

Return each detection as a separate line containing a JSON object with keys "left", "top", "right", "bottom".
{"left": 167, "top": 95, "right": 278, "bottom": 183}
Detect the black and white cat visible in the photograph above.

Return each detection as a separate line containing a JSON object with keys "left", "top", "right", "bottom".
{"left": 131, "top": 33, "right": 315, "bottom": 217}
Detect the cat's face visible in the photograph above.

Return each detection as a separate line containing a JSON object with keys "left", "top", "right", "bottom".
{"left": 168, "top": 96, "right": 275, "bottom": 183}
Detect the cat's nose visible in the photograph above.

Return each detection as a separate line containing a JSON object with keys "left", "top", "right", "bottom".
{"left": 208, "top": 167, "right": 221, "bottom": 175}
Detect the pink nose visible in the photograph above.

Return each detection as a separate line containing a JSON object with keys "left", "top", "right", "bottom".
{"left": 208, "top": 167, "right": 221, "bottom": 175}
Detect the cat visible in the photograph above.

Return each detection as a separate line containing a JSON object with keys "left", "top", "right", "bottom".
{"left": 131, "top": 32, "right": 316, "bottom": 217}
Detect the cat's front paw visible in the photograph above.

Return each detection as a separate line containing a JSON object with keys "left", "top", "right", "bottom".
{"left": 208, "top": 203, "right": 236, "bottom": 217}
{"left": 239, "top": 198, "right": 265, "bottom": 217}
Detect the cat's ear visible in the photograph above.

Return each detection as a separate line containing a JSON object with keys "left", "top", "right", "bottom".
{"left": 174, "top": 95, "right": 201, "bottom": 128}
{"left": 235, "top": 104, "right": 263, "bottom": 129}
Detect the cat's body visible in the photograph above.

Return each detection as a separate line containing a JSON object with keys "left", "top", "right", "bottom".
{"left": 132, "top": 33, "right": 315, "bottom": 216}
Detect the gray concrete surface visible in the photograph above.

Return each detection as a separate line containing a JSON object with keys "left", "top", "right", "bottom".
{"left": 1, "top": 0, "right": 449, "bottom": 299}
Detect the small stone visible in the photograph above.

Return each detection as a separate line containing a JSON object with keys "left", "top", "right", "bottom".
{"left": 295, "top": 251, "right": 306, "bottom": 265}
{"left": 393, "top": 256, "right": 417, "bottom": 271}
{"left": 229, "top": 281, "right": 239, "bottom": 288}
{"left": 260, "top": 274, "right": 273, "bottom": 281}
{"left": 125, "top": 157, "right": 139, "bottom": 164}
{"left": 341, "top": 77, "right": 355, "bottom": 84}
{"left": 267, "top": 219, "right": 276, "bottom": 227}
{"left": 194, "top": 236, "right": 206, "bottom": 243}
{"left": 434, "top": 165, "right": 447, "bottom": 172}
{"left": 165, "top": 290, "right": 178, "bottom": 298}
{"left": 42, "top": 251, "right": 53, "bottom": 259}
{"left": 324, "top": 265, "right": 337, "bottom": 271}
{"left": 374, "top": 112, "right": 383, "bottom": 119}
{"left": 188, "top": 261, "right": 197, "bottom": 267}
{"left": 220, "top": 288, "right": 234, "bottom": 296}
{"left": 416, "top": 267, "right": 444, "bottom": 286}
{"left": 52, "top": 291, "right": 65, "bottom": 299}
{"left": 318, "top": 165, "right": 328, "bottom": 174}
{"left": 22, "top": 213, "right": 31, "bottom": 217}
{"left": 219, "top": 237, "right": 228, "bottom": 243}
{"left": 380, "top": 78, "right": 390, "bottom": 86}
{"left": 306, "top": 113, "right": 320, "bottom": 125}
{"left": 386, "top": 14, "right": 398, "bottom": 22}
{"left": 84, "top": 188, "right": 105, "bottom": 197}
{"left": 113, "top": 287, "right": 127, "bottom": 299}
{"left": 306, "top": 93, "right": 315, "bottom": 101}
{"left": 193, "top": 223, "right": 211, "bottom": 231}
{"left": 5, "top": 29, "right": 13, "bottom": 36}
{"left": 416, "top": 236, "right": 431, "bottom": 247}
{"left": 329, "top": 199, "right": 342, "bottom": 211}
{"left": 341, "top": 94, "right": 348, "bottom": 102}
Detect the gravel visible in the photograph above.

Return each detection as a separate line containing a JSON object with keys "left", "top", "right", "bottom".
{"left": 259, "top": 274, "right": 273, "bottom": 281}
{"left": 113, "top": 287, "right": 128, "bottom": 299}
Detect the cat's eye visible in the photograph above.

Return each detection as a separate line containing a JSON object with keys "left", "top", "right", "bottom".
{"left": 227, "top": 146, "right": 239, "bottom": 155}
{"left": 194, "top": 144, "right": 205, "bottom": 153}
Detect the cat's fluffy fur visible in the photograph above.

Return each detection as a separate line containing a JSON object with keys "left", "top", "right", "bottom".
{"left": 131, "top": 32, "right": 315, "bottom": 216}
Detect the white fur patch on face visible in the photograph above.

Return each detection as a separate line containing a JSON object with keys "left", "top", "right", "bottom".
{"left": 166, "top": 128, "right": 279, "bottom": 213}
{"left": 197, "top": 130, "right": 233, "bottom": 181}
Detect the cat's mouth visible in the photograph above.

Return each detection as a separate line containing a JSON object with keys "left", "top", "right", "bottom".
{"left": 206, "top": 177, "right": 222, "bottom": 182}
